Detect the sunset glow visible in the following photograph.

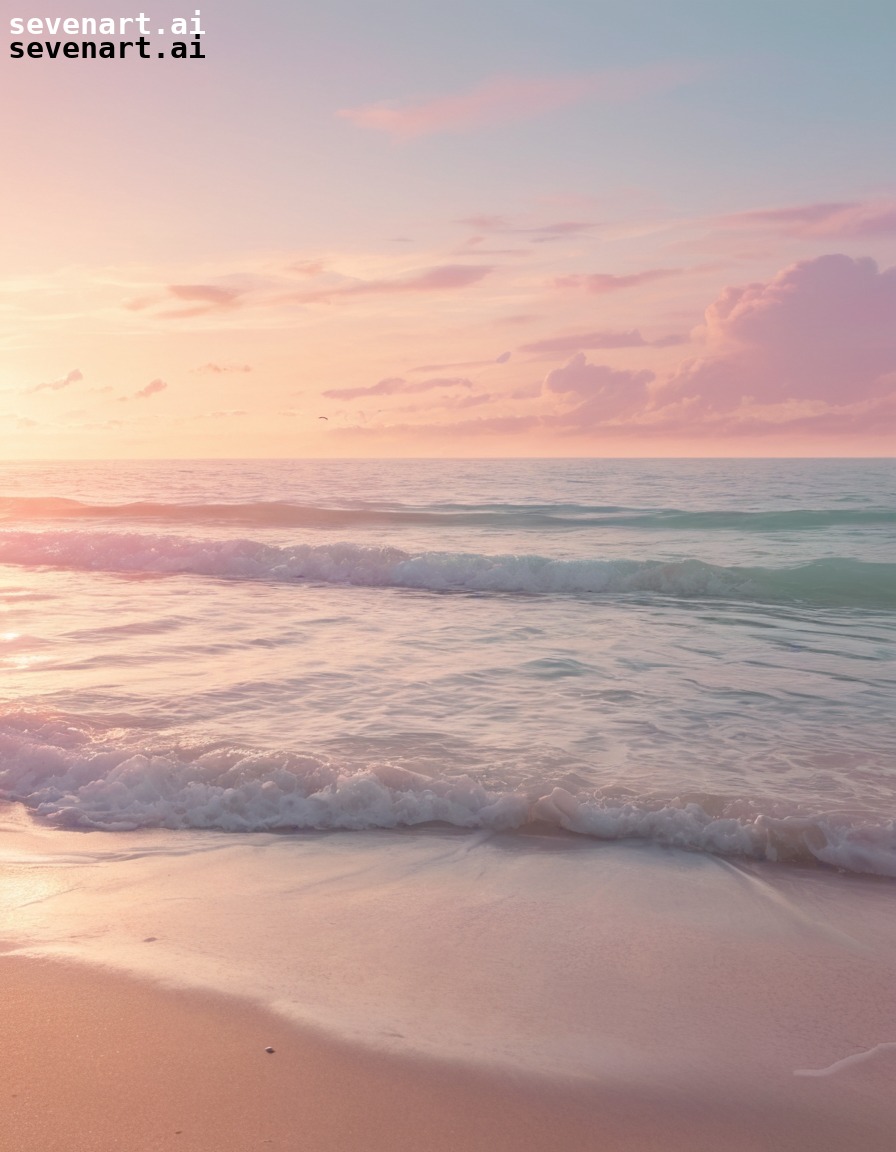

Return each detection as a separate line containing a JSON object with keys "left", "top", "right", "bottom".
{"left": 2, "top": 1, "right": 894, "bottom": 458}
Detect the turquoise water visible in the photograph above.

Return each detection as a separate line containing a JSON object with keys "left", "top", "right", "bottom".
{"left": 1, "top": 458, "right": 894, "bottom": 873}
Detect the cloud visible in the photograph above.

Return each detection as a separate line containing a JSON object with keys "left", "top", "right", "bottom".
{"left": 411, "top": 352, "right": 511, "bottom": 372}
{"left": 135, "top": 379, "right": 167, "bottom": 399}
{"left": 457, "top": 215, "right": 510, "bottom": 231}
{"left": 299, "top": 264, "right": 492, "bottom": 303}
{"left": 544, "top": 354, "right": 655, "bottom": 423}
{"left": 30, "top": 368, "right": 82, "bottom": 393}
{"left": 334, "top": 255, "right": 896, "bottom": 443}
{"left": 521, "top": 330, "right": 649, "bottom": 356}
{"left": 520, "top": 331, "right": 689, "bottom": 357}
{"left": 339, "top": 64, "right": 701, "bottom": 139}
{"left": 555, "top": 269, "right": 681, "bottom": 293}
{"left": 530, "top": 221, "right": 595, "bottom": 238}
{"left": 168, "top": 285, "right": 243, "bottom": 307}
{"left": 660, "top": 254, "right": 896, "bottom": 418}
{"left": 192, "top": 363, "right": 252, "bottom": 374}
{"left": 388, "top": 391, "right": 494, "bottom": 416}
{"left": 719, "top": 199, "right": 896, "bottom": 239}
{"left": 289, "top": 261, "right": 326, "bottom": 277}
{"left": 458, "top": 215, "right": 596, "bottom": 240}
{"left": 336, "top": 414, "right": 542, "bottom": 438}
{"left": 0, "top": 412, "right": 39, "bottom": 428}
{"left": 456, "top": 215, "right": 595, "bottom": 243}
{"left": 324, "top": 376, "right": 474, "bottom": 401}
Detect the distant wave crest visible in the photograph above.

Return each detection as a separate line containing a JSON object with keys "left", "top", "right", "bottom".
{"left": 2, "top": 495, "right": 894, "bottom": 532}
{"left": 0, "top": 528, "right": 893, "bottom": 607}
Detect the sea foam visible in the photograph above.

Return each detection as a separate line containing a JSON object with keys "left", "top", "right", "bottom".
{"left": 2, "top": 716, "right": 894, "bottom": 876}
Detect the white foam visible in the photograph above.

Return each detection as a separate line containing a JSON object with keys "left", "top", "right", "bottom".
{"left": 794, "top": 1042, "right": 896, "bottom": 1077}
{"left": 2, "top": 718, "right": 895, "bottom": 877}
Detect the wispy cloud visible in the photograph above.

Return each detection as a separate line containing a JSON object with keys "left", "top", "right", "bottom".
{"left": 457, "top": 216, "right": 597, "bottom": 242}
{"left": 168, "top": 284, "right": 244, "bottom": 307}
{"left": 339, "top": 64, "right": 701, "bottom": 139}
{"left": 28, "top": 368, "right": 82, "bottom": 394}
{"left": 298, "top": 264, "right": 492, "bottom": 302}
{"left": 520, "top": 330, "right": 648, "bottom": 356}
{"left": 520, "top": 330, "right": 689, "bottom": 357}
{"left": 718, "top": 199, "right": 896, "bottom": 239}
{"left": 555, "top": 269, "right": 682, "bottom": 293}
{"left": 410, "top": 352, "right": 511, "bottom": 372}
{"left": 192, "top": 363, "right": 253, "bottom": 374}
{"left": 324, "top": 376, "right": 474, "bottom": 401}
{"left": 135, "top": 378, "right": 167, "bottom": 399}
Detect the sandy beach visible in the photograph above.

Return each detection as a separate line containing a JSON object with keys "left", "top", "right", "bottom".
{"left": 3, "top": 954, "right": 604, "bottom": 1152}
{"left": 4, "top": 953, "right": 896, "bottom": 1152}
{"left": 4, "top": 809, "right": 896, "bottom": 1152}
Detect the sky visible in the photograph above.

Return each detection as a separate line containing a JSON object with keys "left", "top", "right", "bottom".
{"left": 2, "top": 0, "right": 895, "bottom": 458}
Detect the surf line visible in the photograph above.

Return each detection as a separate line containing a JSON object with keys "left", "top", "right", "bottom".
{"left": 794, "top": 1041, "right": 896, "bottom": 1077}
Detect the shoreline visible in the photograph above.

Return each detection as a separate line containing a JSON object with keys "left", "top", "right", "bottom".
{"left": 5, "top": 952, "right": 896, "bottom": 1152}
{"left": 4, "top": 808, "right": 896, "bottom": 1151}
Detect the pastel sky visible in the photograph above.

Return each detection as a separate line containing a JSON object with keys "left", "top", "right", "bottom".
{"left": 2, "top": 0, "right": 895, "bottom": 457}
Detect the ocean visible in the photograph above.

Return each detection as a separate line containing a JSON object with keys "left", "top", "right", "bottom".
{"left": 1, "top": 457, "right": 894, "bottom": 870}
{"left": 2, "top": 458, "right": 895, "bottom": 1120}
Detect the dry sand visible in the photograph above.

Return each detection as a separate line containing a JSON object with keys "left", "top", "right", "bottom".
{"left": 3, "top": 953, "right": 895, "bottom": 1152}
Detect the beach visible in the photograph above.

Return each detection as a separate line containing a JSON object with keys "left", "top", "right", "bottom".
{"left": 3, "top": 955, "right": 606, "bottom": 1152}
{"left": 1, "top": 458, "right": 895, "bottom": 1149}
{"left": 4, "top": 946, "right": 894, "bottom": 1152}
{"left": 3, "top": 807, "right": 896, "bottom": 1151}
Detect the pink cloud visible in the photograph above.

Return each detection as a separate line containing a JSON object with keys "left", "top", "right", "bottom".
{"left": 337, "top": 414, "right": 541, "bottom": 438}
{"left": 719, "top": 199, "right": 896, "bottom": 239}
{"left": 458, "top": 215, "right": 596, "bottom": 239}
{"left": 457, "top": 215, "right": 511, "bottom": 230}
{"left": 339, "top": 65, "right": 700, "bottom": 139}
{"left": 521, "top": 330, "right": 648, "bottom": 356}
{"left": 411, "top": 352, "right": 510, "bottom": 372}
{"left": 544, "top": 354, "right": 655, "bottom": 422}
{"left": 300, "top": 265, "right": 492, "bottom": 303}
{"left": 135, "top": 379, "right": 167, "bottom": 399}
{"left": 388, "top": 392, "right": 494, "bottom": 416}
{"left": 324, "top": 376, "right": 474, "bottom": 401}
{"left": 192, "top": 363, "right": 252, "bottom": 374}
{"left": 30, "top": 368, "right": 82, "bottom": 393}
{"left": 168, "top": 285, "right": 243, "bottom": 307}
{"left": 661, "top": 254, "right": 896, "bottom": 415}
{"left": 339, "top": 255, "right": 896, "bottom": 443}
{"left": 289, "top": 261, "right": 327, "bottom": 277}
{"left": 531, "top": 221, "right": 595, "bottom": 237}
{"left": 555, "top": 268, "right": 682, "bottom": 294}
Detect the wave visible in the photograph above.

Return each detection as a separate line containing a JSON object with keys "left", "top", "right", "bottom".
{"left": 1, "top": 717, "right": 893, "bottom": 877}
{"left": 2, "top": 496, "right": 894, "bottom": 532}
{"left": 0, "top": 528, "right": 893, "bottom": 608}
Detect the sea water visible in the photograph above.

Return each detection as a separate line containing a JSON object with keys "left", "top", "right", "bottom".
{"left": 2, "top": 457, "right": 896, "bottom": 1125}
{"left": 1, "top": 458, "right": 893, "bottom": 873}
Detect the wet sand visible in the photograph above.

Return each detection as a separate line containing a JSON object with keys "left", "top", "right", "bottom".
{"left": 4, "top": 952, "right": 896, "bottom": 1152}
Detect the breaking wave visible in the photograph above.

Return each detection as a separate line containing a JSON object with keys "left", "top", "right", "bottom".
{"left": 0, "top": 528, "right": 893, "bottom": 607}
{"left": 1, "top": 716, "right": 893, "bottom": 877}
